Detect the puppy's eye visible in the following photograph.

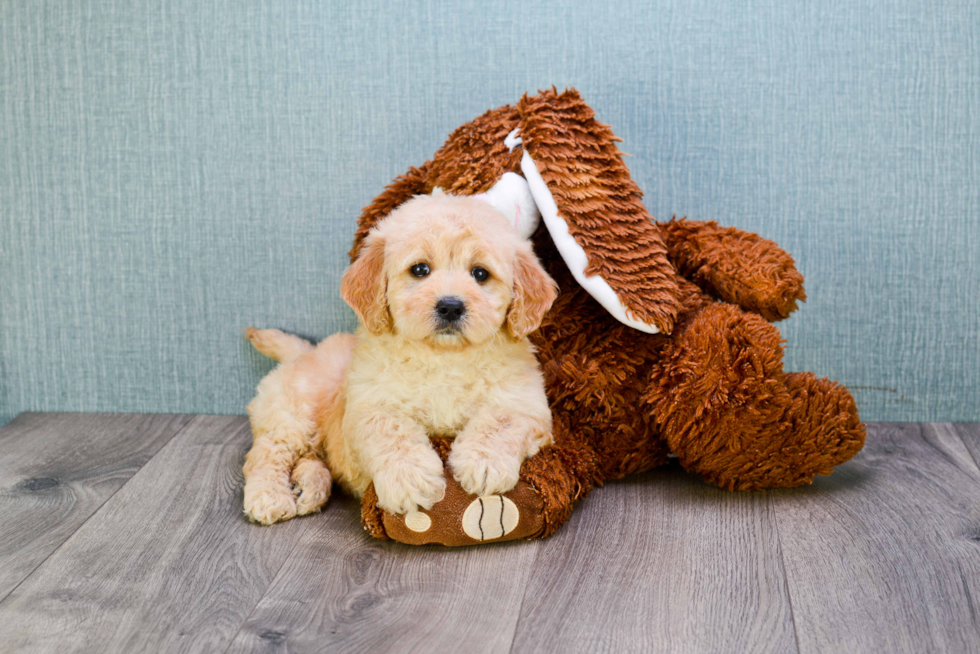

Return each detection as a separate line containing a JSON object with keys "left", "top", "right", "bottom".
{"left": 409, "top": 263, "right": 430, "bottom": 278}
{"left": 471, "top": 266, "right": 490, "bottom": 283}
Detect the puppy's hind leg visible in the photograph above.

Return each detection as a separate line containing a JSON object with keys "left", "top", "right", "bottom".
{"left": 291, "top": 455, "right": 332, "bottom": 516}
{"left": 243, "top": 360, "right": 322, "bottom": 525}
{"left": 243, "top": 332, "right": 355, "bottom": 524}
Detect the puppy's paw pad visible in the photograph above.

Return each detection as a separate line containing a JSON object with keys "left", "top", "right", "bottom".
{"left": 244, "top": 484, "right": 297, "bottom": 525}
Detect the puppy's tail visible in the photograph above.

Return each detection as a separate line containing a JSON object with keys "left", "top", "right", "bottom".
{"left": 244, "top": 328, "right": 315, "bottom": 363}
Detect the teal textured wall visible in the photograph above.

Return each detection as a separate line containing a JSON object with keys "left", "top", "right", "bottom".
{"left": 2, "top": 0, "right": 978, "bottom": 426}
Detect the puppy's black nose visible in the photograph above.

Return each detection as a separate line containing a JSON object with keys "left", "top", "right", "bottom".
{"left": 435, "top": 296, "right": 466, "bottom": 323}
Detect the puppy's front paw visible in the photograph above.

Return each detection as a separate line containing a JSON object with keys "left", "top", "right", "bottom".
{"left": 244, "top": 479, "right": 297, "bottom": 525}
{"left": 449, "top": 444, "right": 521, "bottom": 497}
{"left": 373, "top": 450, "right": 447, "bottom": 515}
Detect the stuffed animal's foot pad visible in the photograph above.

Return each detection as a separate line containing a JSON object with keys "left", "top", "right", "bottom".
{"left": 379, "top": 471, "right": 544, "bottom": 546}
{"left": 461, "top": 495, "right": 520, "bottom": 541}
{"left": 399, "top": 495, "right": 518, "bottom": 540}
{"left": 404, "top": 510, "right": 432, "bottom": 533}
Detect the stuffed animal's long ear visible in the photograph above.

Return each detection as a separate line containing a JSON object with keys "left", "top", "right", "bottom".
{"left": 517, "top": 88, "right": 680, "bottom": 335}
{"left": 341, "top": 231, "right": 390, "bottom": 335}
{"left": 507, "top": 243, "right": 559, "bottom": 340}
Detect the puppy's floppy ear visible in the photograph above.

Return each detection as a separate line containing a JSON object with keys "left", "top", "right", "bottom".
{"left": 507, "top": 242, "right": 558, "bottom": 339}
{"left": 341, "top": 231, "right": 390, "bottom": 335}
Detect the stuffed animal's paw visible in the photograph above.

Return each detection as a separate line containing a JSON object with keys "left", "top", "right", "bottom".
{"left": 370, "top": 468, "right": 548, "bottom": 546}
{"left": 448, "top": 443, "right": 522, "bottom": 497}
{"left": 373, "top": 450, "right": 447, "bottom": 515}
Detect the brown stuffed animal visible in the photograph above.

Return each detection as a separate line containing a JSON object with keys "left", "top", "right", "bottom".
{"left": 356, "top": 88, "right": 865, "bottom": 546}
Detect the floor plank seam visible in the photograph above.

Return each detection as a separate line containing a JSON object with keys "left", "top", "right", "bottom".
{"left": 0, "top": 415, "right": 195, "bottom": 606}
{"left": 769, "top": 491, "right": 804, "bottom": 654}
{"left": 953, "top": 424, "right": 980, "bottom": 474}
{"left": 218, "top": 516, "right": 318, "bottom": 654}
{"left": 958, "top": 562, "right": 980, "bottom": 629}
{"left": 505, "top": 539, "right": 543, "bottom": 654}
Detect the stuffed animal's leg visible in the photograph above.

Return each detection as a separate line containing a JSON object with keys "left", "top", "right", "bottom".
{"left": 646, "top": 302, "right": 865, "bottom": 490}
{"left": 658, "top": 219, "right": 806, "bottom": 321}
{"left": 361, "top": 434, "right": 587, "bottom": 545}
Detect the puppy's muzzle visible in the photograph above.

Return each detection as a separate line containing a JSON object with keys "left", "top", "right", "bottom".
{"left": 435, "top": 296, "right": 466, "bottom": 328}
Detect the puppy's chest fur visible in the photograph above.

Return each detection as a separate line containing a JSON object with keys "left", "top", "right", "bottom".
{"left": 347, "top": 333, "right": 533, "bottom": 437}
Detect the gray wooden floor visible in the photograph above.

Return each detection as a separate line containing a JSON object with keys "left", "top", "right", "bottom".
{"left": 0, "top": 414, "right": 977, "bottom": 653}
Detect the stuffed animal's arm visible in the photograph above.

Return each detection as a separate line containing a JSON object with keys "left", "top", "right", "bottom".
{"left": 658, "top": 219, "right": 806, "bottom": 321}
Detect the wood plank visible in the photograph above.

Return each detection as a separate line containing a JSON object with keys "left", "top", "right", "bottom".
{"left": 0, "top": 412, "right": 193, "bottom": 600}
{"left": 510, "top": 464, "right": 798, "bottom": 654}
{"left": 0, "top": 415, "right": 315, "bottom": 654}
{"left": 772, "top": 423, "right": 980, "bottom": 654}
{"left": 226, "top": 493, "right": 540, "bottom": 654}
{"left": 952, "top": 422, "right": 980, "bottom": 470}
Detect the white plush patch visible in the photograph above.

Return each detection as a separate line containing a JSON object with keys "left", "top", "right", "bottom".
{"left": 504, "top": 128, "right": 523, "bottom": 151}
{"left": 472, "top": 172, "right": 541, "bottom": 240}
{"left": 520, "top": 150, "right": 660, "bottom": 334}
{"left": 462, "top": 495, "right": 519, "bottom": 541}
{"left": 404, "top": 510, "right": 432, "bottom": 533}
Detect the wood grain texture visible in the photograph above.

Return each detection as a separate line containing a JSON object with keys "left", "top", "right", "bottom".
{"left": 772, "top": 423, "right": 980, "bottom": 654}
{"left": 226, "top": 493, "right": 540, "bottom": 654}
{"left": 2, "top": 415, "right": 979, "bottom": 654}
{"left": 0, "top": 412, "right": 193, "bottom": 600}
{"left": 0, "top": 415, "right": 313, "bottom": 654}
{"left": 953, "top": 423, "right": 980, "bottom": 470}
{"left": 510, "top": 464, "right": 798, "bottom": 654}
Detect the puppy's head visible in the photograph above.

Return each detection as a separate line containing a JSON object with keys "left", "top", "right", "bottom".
{"left": 342, "top": 194, "right": 557, "bottom": 347}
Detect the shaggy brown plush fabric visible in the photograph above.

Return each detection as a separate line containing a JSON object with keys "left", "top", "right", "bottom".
{"left": 355, "top": 88, "right": 866, "bottom": 545}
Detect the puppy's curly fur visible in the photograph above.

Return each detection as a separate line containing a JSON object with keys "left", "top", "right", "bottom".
{"left": 242, "top": 194, "right": 558, "bottom": 524}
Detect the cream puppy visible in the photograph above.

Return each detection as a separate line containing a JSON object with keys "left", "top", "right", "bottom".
{"left": 242, "top": 193, "right": 558, "bottom": 524}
